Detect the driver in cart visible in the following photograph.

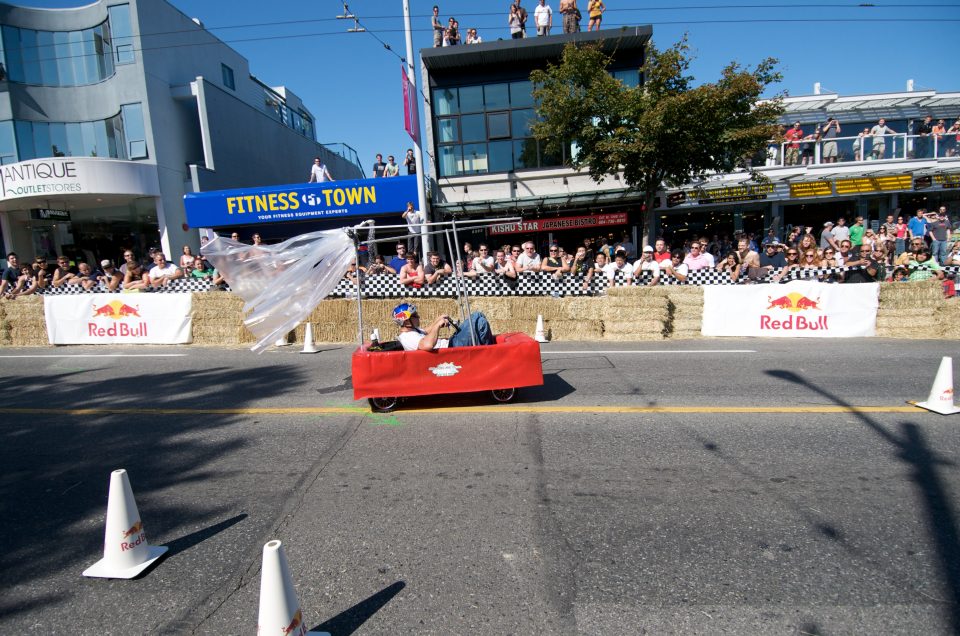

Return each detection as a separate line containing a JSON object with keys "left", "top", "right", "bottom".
{"left": 393, "top": 303, "right": 496, "bottom": 351}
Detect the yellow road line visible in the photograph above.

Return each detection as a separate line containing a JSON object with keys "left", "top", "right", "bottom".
{"left": 0, "top": 405, "right": 924, "bottom": 416}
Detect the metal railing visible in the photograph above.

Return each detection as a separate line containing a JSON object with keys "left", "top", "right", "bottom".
{"left": 768, "top": 132, "right": 959, "bottom": 168}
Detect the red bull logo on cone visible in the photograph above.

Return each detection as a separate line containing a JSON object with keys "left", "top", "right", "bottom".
{"left": 89, "top": 300, "right": 148, "bottom": 338}
{"left": 761, "top": 292, "right": 829, "bottom": 332}
{"left": 282, "top": 609, "right": 307, "bottom": 636}
{"left": 121, "top": 520, "right": 143, "bottom": 538}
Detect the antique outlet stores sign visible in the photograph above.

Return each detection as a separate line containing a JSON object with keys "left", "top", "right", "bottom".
{"left": 0, "top": 159, "right": 83, "bottom": 198}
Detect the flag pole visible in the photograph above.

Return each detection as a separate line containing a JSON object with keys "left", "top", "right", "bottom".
{"left": 403, "top": 0, "right": 430, "bottom": 257}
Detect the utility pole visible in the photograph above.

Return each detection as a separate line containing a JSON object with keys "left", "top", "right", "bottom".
{"left": 403, "top": 0, "right": 430, "bottom": 255}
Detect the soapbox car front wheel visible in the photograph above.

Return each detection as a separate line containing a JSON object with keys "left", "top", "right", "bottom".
{"left": 491, "top": 388, "right": 517, "bottom": 403}
{"left": 368, "top": 397, "right": 399, "bottom": 413}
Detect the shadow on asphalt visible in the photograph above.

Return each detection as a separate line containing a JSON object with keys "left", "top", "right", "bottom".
{"left": 0, "top": 364, "right": 309, "bottom": 621}
{"left": 312, "top": 580, "right": 405, "bottom": 635}
{"left": 765, "top": 368, "right": 960, "bottom": 633}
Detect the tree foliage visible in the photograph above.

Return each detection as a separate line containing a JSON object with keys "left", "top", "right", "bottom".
{"left": 529, "top": 37, "right": 785, "bottom": 235}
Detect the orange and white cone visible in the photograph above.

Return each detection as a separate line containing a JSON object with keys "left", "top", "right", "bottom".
{"left": 914, "top": 356, "right": 960, "bottom": 415}
{"left": 534, "top": 315, "right": 549, "bottom": 343}
{"left": 82, "top": 469, "right": 167, "bottom": 579}
{"left": 257, "top": 540, "right": 329, "bottom": 636}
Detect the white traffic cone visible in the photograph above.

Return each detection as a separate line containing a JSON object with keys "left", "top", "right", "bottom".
{"left": 914, "top": 356, "right": 960, "bottom": 415}
{"left": 257, "top": 540, "right": 329, "bottom": 636}
{"left": 300, "top": 323, "right": 319, "bottom": 354}
{"left": 83, "top": 469, "right": 167, "bottom": 579}
{"left": 275, "top": 331, "right": 291, "bottom": 347}
{"left": 534, "top": 314, "right": 549, "bottom": 343}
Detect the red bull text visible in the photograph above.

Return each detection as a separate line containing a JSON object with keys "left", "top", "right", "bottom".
{"left": 761, "top": 292, "right": 828, "bottom": 332}
{"left": 89, "top": 301, "right": 147, "bottom": 337}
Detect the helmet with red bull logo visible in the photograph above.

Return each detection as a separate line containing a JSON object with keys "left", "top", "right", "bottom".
{"left": 392, "top": 303, "right": 417, "bottom": 326}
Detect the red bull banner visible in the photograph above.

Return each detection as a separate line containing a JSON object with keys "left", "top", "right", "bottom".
{"left": 701, "top": 281, "right": 879, "bottom": 338}
{"left": 43, "top": 294, "right": 192, "bottom": 344}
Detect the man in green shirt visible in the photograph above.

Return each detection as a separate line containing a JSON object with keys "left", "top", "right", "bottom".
{"left": 849, "top": 216, "right": 865, "bottom": 255}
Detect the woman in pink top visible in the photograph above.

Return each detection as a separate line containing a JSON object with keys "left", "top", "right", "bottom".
{"left": 895, "top": 215, "right": 908, "bottom": 257}
{"left": 179, "top": 245, "right": 195, "bottom": 270}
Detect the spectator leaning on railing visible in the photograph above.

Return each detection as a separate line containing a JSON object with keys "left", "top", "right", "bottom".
{"left": 148, "top": 252, "right": 183, "bottom": 287}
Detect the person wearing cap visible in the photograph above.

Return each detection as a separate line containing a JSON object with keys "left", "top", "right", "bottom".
{"left": 632, "top": 246, "right": 661, "bottom": 286}
{"left": 819, "top": 221, "right": 839, "bottom": 253}
{"left": 98, "top": 259, "right": 122, "bottom": 292}
{"left": 392, "top": 303, "right": 495, "bottom": 351}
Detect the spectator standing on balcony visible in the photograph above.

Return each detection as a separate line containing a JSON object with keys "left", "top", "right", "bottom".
{"left": 915, "top": 115, "right": 934, "bottom": 159}
{"left": 800, "top": 130, "right": 818, "bottom": 165}
{"left": 869, "top": 118, "right": 897, "bottom": 160}
{"left": 509, "top": 4, "right": 524, "bottom": 38}
{"left": 928, "top": 211, "right": 951, "bottom": 264}
{"left": 308, "top": 156, "right": 333, "bottom": 182}
{"left": 559, "top": 0, "right": 579, "bottom": 33}
{"left": 946, "top": 120, "right": 960, "bottom": 157}
{"left": 516, "top": 241, "right": 541, "bottom": 272}
{"left": 447, "top": 18, "right": 461, "bottom": 45}
{"left": 511, "top": 0, "right": 529, "bottom": 37}
{"left": 784, "top": 122, "right": 803, "bottom": 165}
{"left": 432, "top": 6, "right": 444, "bottom": 47}
{"left": 932, "top": 119, "right": 947, "bottom": 157}
{"left": 832, "top": 217, "right": 850, "bottom": 244}
{"left": 404, "top": 149, "right": 416, "bottom": 175}
{"left": 383, "top": 155, "right": 399, "bottom": 177}
{"left": 587, "top": 0, "right": 604, "bottom": 30}
{"left": 534, "top": 0, "right": 553, "bottom": 36}
{"left": 372, "top": 153, "right": 386, "bottom": 178}
{"left": 908, "top": 208, "right": 929, "bottom": 245}
{"left": 465, "top": 28, "right": 482, "bottom": 43}
{"left": 820, "top": 221, "right": 840, "bottom": 252}
{"left": 852, "top": 128, "right": 869, "bottom": 161}
{"left": 401, "top": 202, "right": 424, "bottom": 252}
{"left": 820, "top": 118, "right": 841, "bottom": 163}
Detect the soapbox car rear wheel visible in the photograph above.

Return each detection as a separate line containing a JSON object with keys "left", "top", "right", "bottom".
{"left": 368, "top": 397, "right": 399, "bottom": 413}
{"left": 491, "top": 388, "right": 517, "bottom": 403}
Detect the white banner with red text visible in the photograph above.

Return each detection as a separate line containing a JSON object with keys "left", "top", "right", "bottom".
{"left": 701, "top": 281, "right": 879, "bottom": 338}
{"left": 44, "top": 294, "right": 192, "bottom": 344}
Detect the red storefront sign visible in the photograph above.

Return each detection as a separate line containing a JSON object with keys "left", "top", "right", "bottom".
{"left": 488, "top": 212, "right": 628, "bottom": 236}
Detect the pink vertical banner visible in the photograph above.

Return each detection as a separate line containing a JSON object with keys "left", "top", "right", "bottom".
{"left": 402, "top": 64, "right": 420, "bottom": 144}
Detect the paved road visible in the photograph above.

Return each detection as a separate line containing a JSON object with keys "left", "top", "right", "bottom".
{"left": 1, "top": 340, "right": 959, "bottom": 634}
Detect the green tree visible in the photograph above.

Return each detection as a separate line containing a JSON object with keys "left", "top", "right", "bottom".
{"left": 529, "top": 37, "right": 784, "bottom": 241}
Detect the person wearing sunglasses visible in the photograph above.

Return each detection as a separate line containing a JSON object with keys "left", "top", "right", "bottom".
{"left": 771, "top": 249, "right": 801, "bottom": 283}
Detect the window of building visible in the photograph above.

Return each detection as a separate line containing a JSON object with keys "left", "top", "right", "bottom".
{"left": 611, "top": 68, "right": 640, "bottom": 88}
{"left": 0, "top": 22, "right": 115, "bottom": 86}
{"left": 0, "top": 121, "right": 17, "bottom": 164}
{"left": 121, "top": 103, "right": 147, "bottom": 159}
{"left": 4, "top": 110, "right": 133, "bottom": 161}
{"left": 108, "top": 4, "right": 135, "bottom": 64}
{"left": 221, "top": 63, "right": 235, "bottom": 91}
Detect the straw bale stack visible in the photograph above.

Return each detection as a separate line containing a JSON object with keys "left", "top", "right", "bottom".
{"left": 1, "top": 297, "right": 46, "bottom": 345}
{"left": 878, "top": 280, "right": 944, "bottom": 309}
{"left": 935, "top": 300, "right": 960, "bottom": 338}
{"left": 0, "top": 301, "right": 8, "bottom": 345}
{"left": 664, "top": 287, "right": 705, "bottom": 339}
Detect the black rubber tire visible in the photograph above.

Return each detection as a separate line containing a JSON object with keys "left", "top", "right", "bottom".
{"left": 491, "top": 388, "right": 517, "bottom": 403}
{"left": 368, "top": 397, "right": 399, "bottom": 413}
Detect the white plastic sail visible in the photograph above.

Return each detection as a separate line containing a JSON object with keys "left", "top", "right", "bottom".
{"left": 201, "top": 230, "right": 355, "bottom": 353}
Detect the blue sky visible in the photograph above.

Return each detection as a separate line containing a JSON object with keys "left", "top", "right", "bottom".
{"left": 13, "top": 1, "right": 960, "bottom": 174}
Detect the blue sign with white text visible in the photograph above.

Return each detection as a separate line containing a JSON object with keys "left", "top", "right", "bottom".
{"left": 183, "top": 175, "right": 418, "bottom": 229}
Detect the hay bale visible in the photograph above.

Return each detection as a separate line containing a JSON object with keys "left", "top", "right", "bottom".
{"left": 2, "top": 297, "right": 44, "bottom": 320}
{"left": 603, "top": 319, "right": 667, "bottom": 337}
{"left": 670, "top": 318, "right": 703, "bottom": 332}
{"left": 879, "top": 280, "right": 944, "bottom": 308}
{"left": 10, "top": 318, "right": 49, "bottom": 346}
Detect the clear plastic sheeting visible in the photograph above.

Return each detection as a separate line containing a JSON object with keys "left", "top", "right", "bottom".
{"left": 201, "top": 230, "right": 355, "bottom": 353}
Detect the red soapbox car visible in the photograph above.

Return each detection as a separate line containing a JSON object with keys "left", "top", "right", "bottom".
{"left": 352, "top": 331, "right": 544, "bottom": 412}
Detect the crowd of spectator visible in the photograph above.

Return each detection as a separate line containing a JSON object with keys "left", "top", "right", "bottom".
{"left": 342, "top": 206, "right": 960, "bottom": 297}
{"left": 435, "top": 1, "right": 603, "bottom": 45}
{"left": 0, "top": 243, "right": 225, "bottom": 299}
{"left": 371, "top": 150, "right": 417, "bottom": 179}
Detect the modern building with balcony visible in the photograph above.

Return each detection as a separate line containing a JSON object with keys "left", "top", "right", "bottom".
{"left": 421, "top": 29, "right": 960, "bottom": 249}
{"left": 0, "top": 0, "right": 362, "bottom": 266}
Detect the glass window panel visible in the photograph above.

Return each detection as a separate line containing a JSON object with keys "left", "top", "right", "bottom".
{"left": 14, "top": 121, "right": 34, "bottom": 159}
{"left": 487, "top": 112, "right": 510, "bottom": 139}
{"left": 484, "top": 84, "right": 509, "bottom": 110}
{"left": 105, "top": 113, "right": 119, "bottom": 158}
{"left": 122, "top": 103, "right": 146, "bottom": 159}
{"left": 4, "top": 27, "right": 23, "bottom": 83}
{"left": 54, "top": 31, "right": 74, "bottom": 86}
{"left": 65, "top": 123, "right": 83, "bottom": 157}
{"left": 437, "top": 117, "right": 458, "bottom": 143}
{"left": 612, "top": 69, "right": 639, "bottom": 88}
{"left": 37, "top": 31, "right": 58, "bottom": 86}
{"left": 0, "top": 121, "right": 18, "bottom": 164}
{"left": 541, "top": 141, "right": 563, "bottom": 168}
{"left": 433, "top": 88, "right": 458, "bottom": 116}
{"left": 458, "top": 86, "right": 483, "bottom": 113}
{"left": 80, "top": 121, "right": 96, "bottom": 156}
{"left": 221, "top": 63, "right": 235, "bottom": 90}
{"left": 32, "top": 122, "right": 51, "bottom": 159}
{"left": 460, "top": 114, "right": 485, "bottom": 142}
{"left": 93, "top": 120, "right": 110, "bottom": 158}
{"left": 488, "top": 140, "right": 513, "bottom": 173}
{"left": 511, "top": 108, "right": 535, "bottom": 138}
{"left": 49, "top": 123, "right": 67, "bottom": 157}
{"left": 69, "top": 30, "right": 86, "bottom": 85}
{"left": 83, "top": 27, "right": 99, "bottom": 83}
{"left": 510, "top": 80, "right": 534, "bottom": 108}
{"left": 94, "top": 25, "right": 114, "bottom": 81}
{"left": 461, "top": 143, "right": 488, "bottom": 174}
{"left": 438, "top": 145, "right": 461, "bottom": 177}
{"left": 108, "top": 4, "right": 134, "bottom": 64}
{"left": 20, "top": 29, "right": 41, "bottom": 85}
{"left": 514, "top": 139, "right": 538, "bottom": 169}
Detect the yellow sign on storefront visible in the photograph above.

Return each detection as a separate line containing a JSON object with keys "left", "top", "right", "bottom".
{"left": 789, "top": 181, "right": 833, "bottom": 198}
{"left": 834, "top": 174, "right": 912, "bottom": 195}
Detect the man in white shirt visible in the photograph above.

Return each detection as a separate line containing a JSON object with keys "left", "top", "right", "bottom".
{"left": 148, "top": 252, "right": 183, "bottom": 287}
{"left": 602, "top": 251, "right": 633, "bottom": 286}
{"left": 401, "top": 201, "right": 424, "bottom": 252}
{"left": 632, "top": 246, "right": 661, "bottom": 286}
{"left": 469, "top": 244, "right": 495, "bottom": 276}
{"left": 534, "top": 0, "right": 552, "bottom": 36}
{"left": 308, "top": 156, "right": 333, "bottom": 182}
{"left": 515, "top": 241, "right": 541, "bottom": 272}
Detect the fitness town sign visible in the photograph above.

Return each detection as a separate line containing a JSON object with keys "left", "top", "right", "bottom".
{"left": 0, "top": 159, "right": 84, "bottom": 199}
